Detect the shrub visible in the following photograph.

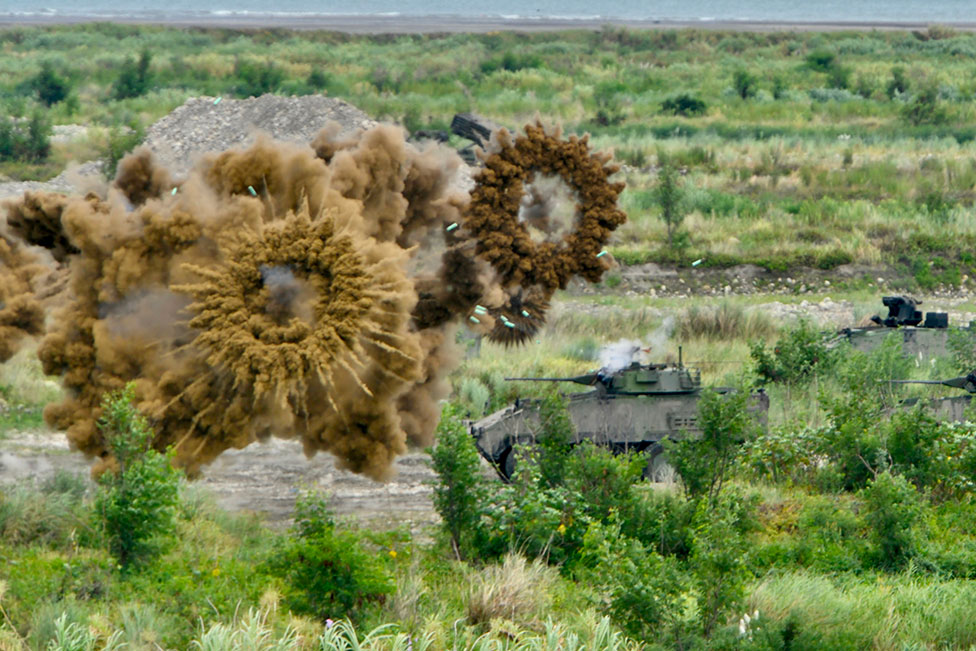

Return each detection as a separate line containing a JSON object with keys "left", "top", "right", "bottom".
{"left": 887, "top": 65, "right": 910, "bottom": 98}
{"left": 307, "top": 68, "right": 329, "bottom": 91}
{"left": 817, "top": 337, "right": 912, "bottom": 490}
{"left": 750, "top": 319, "right": 834, "bottom": 385}
{"left": 732, "top": 69, "right": 756, "bottom": 99}
{"left": 660, "top": 94, "right": 707, "bottom": 117}
{"left": 577, "top": 520, "right": 685, "bottom": 642}
{"left": 429, "top": 405, "right": 486, "bottom": 560}
{"left": 95, "top": 384, "right": 181, "bottom": 568}
{"left": 860, "top": 471, "right": 923, "bottom": 570}
{"left": 269, "top": 490, "right": 393, "bottom": 622}
{"left": 827, "top": 64, "right": 852, "bottom": 90}
{"left": 0, "top": 112, "right": 51, "bottom": 163}
{"left": 103, "top": 122, "right": 143, "bottom": 179}
{"left": 535, "top": 393, "right": 575, "bottom": 489}
{"left": 903, "top": 83, "right": 948, "bottom": 126}
{"left": 948, "top": 327, "right": 976, "bottom": 372}
{"left": 30, "top": 62, "right": 70, "bottom": 106}
{"left": 233, "top": 59, "right": 285, "bottom": 97}
{"left": 112, "top": 49, "right": 153, "bottom": 100}
{"left": 805, "top": 49, "right": 836, "bottom": 72}
{"left": 667, "top": 389, "right": 759, "bottom": 506}
{"left": 689, "top": 497, "right": 750, "bottom": 638}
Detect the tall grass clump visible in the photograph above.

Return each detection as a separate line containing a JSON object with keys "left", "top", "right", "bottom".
{"left": 466, "top": 553, "right": 555, "bottom": 627}
{"left": 675, "top": 303, "right": 777, "bottom": 342}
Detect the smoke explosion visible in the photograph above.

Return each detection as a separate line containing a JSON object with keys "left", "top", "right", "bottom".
{"left": 0, "top": 118, "right": 626, "bottom": 478}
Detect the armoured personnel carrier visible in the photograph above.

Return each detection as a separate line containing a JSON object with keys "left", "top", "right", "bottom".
{"left": 835, "top": 295, "right": 974, "bottom": 359}
{"left": 468, "top": 360, "right": 769, "bottom": 480}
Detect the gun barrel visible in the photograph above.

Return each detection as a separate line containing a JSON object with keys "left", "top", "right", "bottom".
{"left": 889, "top": 380, "right": 945, "bottom": 385}
{"left": 505, "top": 377, "right": 578, "bottom": 382}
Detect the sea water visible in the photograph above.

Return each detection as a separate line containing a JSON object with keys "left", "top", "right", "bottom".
{"left": 0, "top": 0, "right": 973, "bottom": 23}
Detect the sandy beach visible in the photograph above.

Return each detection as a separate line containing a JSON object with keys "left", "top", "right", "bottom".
{"left": 1, "top": 14, "right": 975, "bottom": 33}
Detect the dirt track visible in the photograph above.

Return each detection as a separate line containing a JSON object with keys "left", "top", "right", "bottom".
{"left": 0, "top": 429, "right": 442, "bottom": 533}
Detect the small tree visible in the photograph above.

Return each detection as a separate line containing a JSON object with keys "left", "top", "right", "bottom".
{"left": 112, "top": 49, "right": 153, "bottom": 100}
{"left": 860, "top": 471, "right": 923, "bottom": 570}
{"left": 689, "top": 498, "right": 749, "bottom": 639}
{"left": 31, "top": 62, "right": 70, "bottom": 106}
{"left": 536, "top": 392, "right": 575, "bottom": 489}
{"left": 667, "top": 389, "right": 758, "bottom": 506}
{"left": 732, "top": 69, "right": 756, "bottom": 100}
{"left": 887, "top": 65, "right": 910, "bottom": 98}
{"left": 94, "top": 384, "right": 180, "bottom": 568}
{"left": 429, "top": 404, "right": 486, "bottom": 560}
{"left": 269, "top": 491, "right": 393, "bottom": 622}
{"left": 654, "top": 151, "right": 686, "bottom": 248}
{"left": 902, "top": 82, "right": 948, "bottom": 126}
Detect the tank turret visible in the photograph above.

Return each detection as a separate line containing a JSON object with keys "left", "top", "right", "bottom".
{"left": 505, "top": 362, "right": 701, "bottom": 396}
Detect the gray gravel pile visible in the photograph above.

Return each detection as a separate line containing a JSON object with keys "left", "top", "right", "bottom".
{"left": 143, "top": 94, "right": 377, "bottom": 178}
{"left": 0, "top": 160, "right": 104, "bottom": 201}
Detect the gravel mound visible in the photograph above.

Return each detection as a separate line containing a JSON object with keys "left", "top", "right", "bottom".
{"left": 143, "top": 94, "right": 377, "bottom": 178}
{"left": 0, "top": 161, "right": 104, "bottom": 201}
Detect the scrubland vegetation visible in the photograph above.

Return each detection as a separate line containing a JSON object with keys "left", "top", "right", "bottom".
{"left": 4, "top": 25, "right": 976, "bottom": 284}
{"left": 4, "top": 297, "right": 976, "bottom": 649}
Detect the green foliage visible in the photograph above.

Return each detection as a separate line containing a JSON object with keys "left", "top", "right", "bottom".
{"left": 577, "top": 519, "right": 685, "bottom": 641}
{"left": 689, "top": 496, "right": 750, "bottom": 638}
{"left": 805, "top": 49, "right": 837, "bottom": 73}
{"left": 816, "top": 337, "right": 913, "bottom": 491}
{"left": 112, "top": 49, "right": 153, "bottom": 100}
{"left": 30, "top": 61, "right": 71, "bottom": 106}
{"left": 732, "top": 69, "right": 757, "bottom": 100}
{"left": 860, "top": 471, "right": 924, "bottom": 569}
{"left": 947, "top": 327, "right": 976, "bottom": 372}
{"left": 268, "top": 491, "right": 393, "bottom": 622}
{"left": 654, "top": 151, "right": 685, "bottom": 249}
{"left": 750, "top": 319, "right": 834, "bottom": 385}
{"left": 667, "top": 389, "right": 759, "bottom": 506}
{"left": 887, "top": 65, "right": 910, "bottom": 98}
{"left": 102, "top": 121, "right": 144, "bottom": 179}
{"left": 233, "top": 59, "right": 285, "bottom": 97}
{"left": 0, "top": 473, "right": 91, "bottom": 548}
{"left": 903, "top": 83, "right": 948, "bottom": 126}
{"left": 306, "top": 68, "right": 329, "bottom": 91}
{"left": 0, "top": 112, "right": 51, "bottom": 163}
{"left": 429, "top": 405, "right": 487, "bottom": 560}
{"left": 94, "top": 384, "right": 181, "bottom": 568}
{"left": 660, "top": 93, "right": 707, "bottom": 117}
{"left": 535, "top": 393, "right": 575, "bottom": 489}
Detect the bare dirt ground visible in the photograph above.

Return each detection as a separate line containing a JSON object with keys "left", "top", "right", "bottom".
{"left": 0, "top": 429, "right": 444, "bottom": 534}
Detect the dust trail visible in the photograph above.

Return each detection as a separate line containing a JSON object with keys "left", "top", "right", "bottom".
{"left": 0, "top": 119, "right": 627, "bottom": 479}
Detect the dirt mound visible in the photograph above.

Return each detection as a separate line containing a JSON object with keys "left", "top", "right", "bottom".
{"left": 142, "top": 94, "right": 376, "bottom": 179}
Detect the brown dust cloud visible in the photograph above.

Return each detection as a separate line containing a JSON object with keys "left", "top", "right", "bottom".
{"left": 0, "top": 120, "right": 626, "bottom": 480}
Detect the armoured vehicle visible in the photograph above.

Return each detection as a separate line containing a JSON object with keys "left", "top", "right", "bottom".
{"left": 835, "top": 295, "right": 974, "bottom": 360}
{"left": 891, "top": 372, "right": 976, "bottom": 422}
{"left": 468, "top": 359, "right": 769, "bottom": 480}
